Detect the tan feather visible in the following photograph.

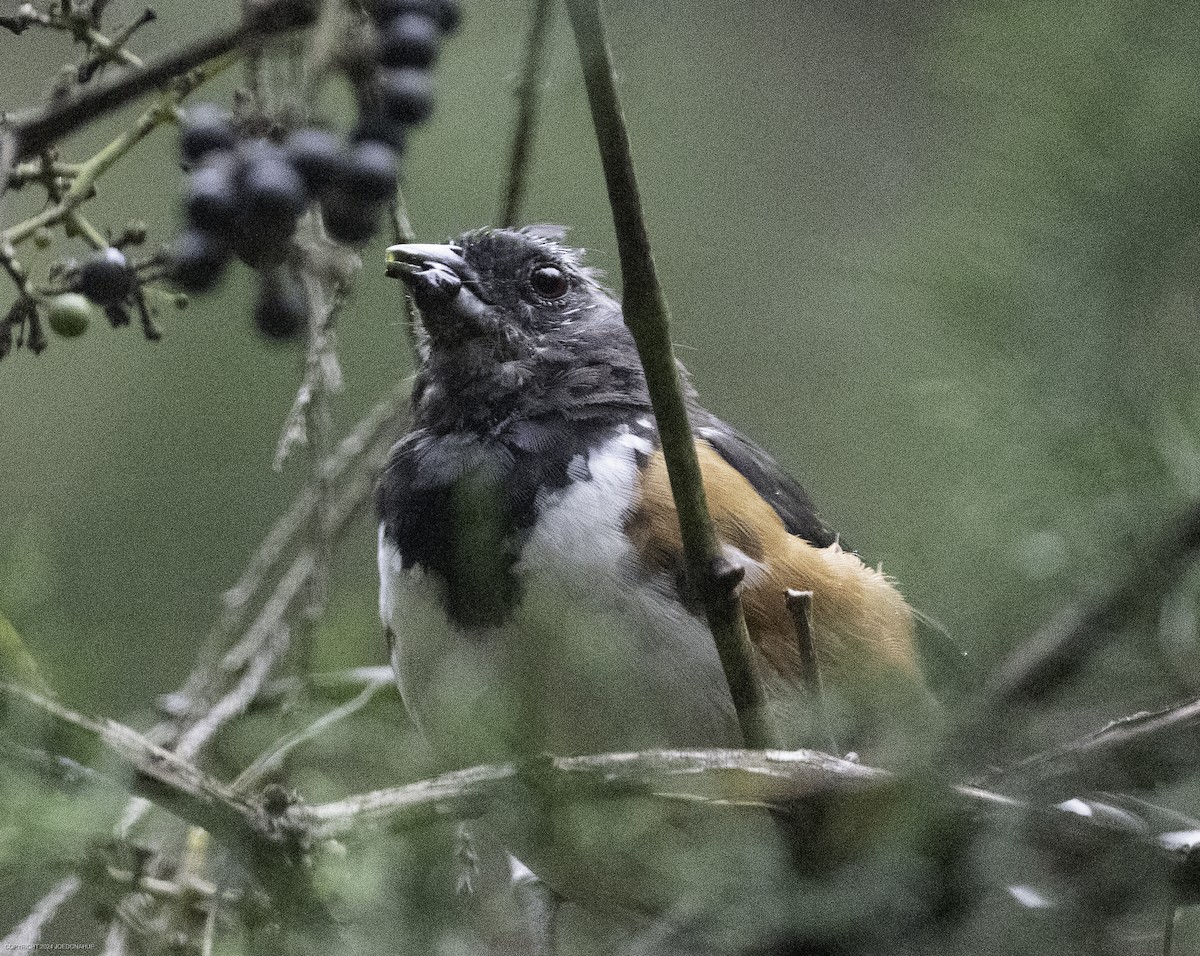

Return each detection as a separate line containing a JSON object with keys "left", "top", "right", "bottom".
{"left": 625, "top": 441, "right": 922, "bottom": 695}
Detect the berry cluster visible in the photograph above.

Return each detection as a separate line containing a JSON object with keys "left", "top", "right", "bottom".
{"left": 168, "top": 0, "right": 460, "bottom": 340}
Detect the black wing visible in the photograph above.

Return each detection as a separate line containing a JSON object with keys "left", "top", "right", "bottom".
{"left": 695, "top": 418, "right": 840, "bottom": 549}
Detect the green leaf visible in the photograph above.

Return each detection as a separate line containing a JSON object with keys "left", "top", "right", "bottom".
{"left": 0, "top": 611, "right": 49, "bottom": 693}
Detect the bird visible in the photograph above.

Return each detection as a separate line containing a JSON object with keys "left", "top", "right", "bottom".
{"left": 375, "top": 225, "right": 935, "bottom": 943}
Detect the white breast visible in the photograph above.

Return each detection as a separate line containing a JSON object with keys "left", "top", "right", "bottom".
{"left": 377, "top": 430, "right": 742, "bottom": 766}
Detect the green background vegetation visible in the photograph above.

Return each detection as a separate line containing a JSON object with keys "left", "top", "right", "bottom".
{"left": 3, "top": 0, "right": 1200, "bottom": 949}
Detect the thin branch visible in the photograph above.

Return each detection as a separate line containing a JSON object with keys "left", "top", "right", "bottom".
{"left": 0, "top": 684, "right": 340, "bottom": 942}
{"left": 6, "top": 0, "right": 316, "bottom": 160}
{"left": 563, "top": 0, "right": 777, "bottom": 749}
{"left": 75, "top": 10, "right": 154, "bottom": 78}
{"left": 291, "top": 746, "right": 1200, "bottom": 906}
{"left": 295, "top": 747, "right": 885, "bottom": 840}
{"left": 976, "top": 500, "right": 1200, "bottom": 718}
{"left": 100, "top": 921, "right": 130, "bottom": 956}
{"left": 0, "top": 683, "right": 280, "bottom": 857}
{"left": 119, "top": 626, "right": 289, "bottom": 838}
{"left": 232, "top": 672, "right": 394, "bottom": 790}
{"left": 194, "top": 387, "right": 403, "bottom": 673}
{"left": 11, "top": 683, "right": 1200, "bottom": 920}
{"left": 180, "top": 626, "right": 291, "bottom": 763}
{"left": 785, "top": 589, "right": 838, "bottom": 755}
{"left": 1, "top": 875, "right": 81, "bottom": 951}
{"left": 983, "top": 694, "right": 1200, "bottom": 792}
{"left": 498, "top": 0, "right": 555, "bottom": 227}
{"left": 252, "top": 665, "right": 396, "bottom": 709}
{"left": 5, "top": 50, "right": 241, "bottom": 247}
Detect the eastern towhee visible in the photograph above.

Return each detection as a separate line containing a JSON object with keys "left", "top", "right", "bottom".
{"left": 375, "top": 225, "right": 933, "bottom": 928}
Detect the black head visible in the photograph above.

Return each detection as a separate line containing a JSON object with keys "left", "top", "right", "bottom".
{"left": 387, "top": 226, "right": 653, "bottom": 434}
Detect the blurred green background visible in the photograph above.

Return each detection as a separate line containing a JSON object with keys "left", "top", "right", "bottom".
{"left": 3, "top": 0, "right": 1200, "bottom": 943}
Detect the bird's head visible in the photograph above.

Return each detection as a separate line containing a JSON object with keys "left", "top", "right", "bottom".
{"left": 386, "top": 226, "right": 653, "bottom": 432}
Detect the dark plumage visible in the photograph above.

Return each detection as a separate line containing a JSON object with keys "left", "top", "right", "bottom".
{"left": 377, "top": 227, "right": 845, "bottom": 630}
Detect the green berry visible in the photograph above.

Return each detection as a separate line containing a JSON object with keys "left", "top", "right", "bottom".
{"left": 46, "top": 293, "right": 93, "bottom": 338}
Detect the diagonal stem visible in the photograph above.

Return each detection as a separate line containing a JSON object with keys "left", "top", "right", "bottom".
{"left": 563, "top": 0, "right": 777, "bottom": 748}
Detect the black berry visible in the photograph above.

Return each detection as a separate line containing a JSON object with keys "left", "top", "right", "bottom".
{"left": 284, "top": 128, "right": 343, "bottom": 194}
{"left": 169, "top": 229, "right": 231, "bottom": 292}
{"left": 379, "top": 12, "right": 440, "bottom": 68}
{"left": 437, "top": 0, "right": 461, "bottom": 34}
{"left": 352, "top": 110, "right": 409, "bottom": 153}
{"left": 321, "top": 190, "right": 380, "bottom": 245}
{"left": 367, "top": 0, "right": 459, "bottom": 33}
{"left": 185, "top": 154, "right": 239, "bottom": 235}
{"left": 376, "top": 68, "right": 434, "bottom": 125}
{"left": 180, "top": 103, "right": 235, "bottom": 164}
{"left": 342, "top": 141, "right": 398, "bottom": 202}
{"left": 242, "top": 155, "right": 308, "bottom": 235}
{"left": 75, "top": 248, "right": 135, "bottom": 306}
{"left": 255, "top": 268, "right": 308, "bottom": 340}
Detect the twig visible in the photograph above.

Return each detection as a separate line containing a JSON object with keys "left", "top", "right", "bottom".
{"left": 295, "top": 747, "right": 885, "bottom": 840}
{"left": 0, "top": 684, "right": 339, "bottom": 941}
{"left": 180, "top": 626, "right": 291, "bottom": 762}
{"left": 7, "top": 0, "right": 316, "bottom": 160}
{"left": 11, "top": 683, "right": 1200, "bottom": 919}
{"left": 0, "top": 683, "right": 280, "bottom": 857}
{"left": 76, "top": 10, "right": 155, "bottom": 79}
{"left": 983, "top": 694, "right": 1200, "bottom": 792}
{"left": 498, "top": 0, "right": 556, "bottom": 227}
{"left": 100, "top": 921, "right": 130, "bottom": 956}
{"left": 785, "top": 589, "right": 838, "bottom": 755}
{"left": 290, "top": 747, "right": 1200, "bottom": 908}
{"left": 190, "top": 388, "right": 403, "bottom": 677}
{"left": 252, "top": 665, "right": 396, "bottom": 709}
{"left": 976, "top": 500, "right": 1200, "bottom": 718}
{"left": 1, "top": 875, "right": 81, "bottom": 951}
{"left": 222, "top": 557, "right": 313, "bottom": 676}
{"left": 563, "top": 0, "right": 777, "bottom": 749}
{"left": 233, "top": 671, "right": 394, "bottom": 790}
{"left": 200, "top": 905, "right": 217, "bottom": 956}
{"left": 5, "top": 50, "right": 241, "bottom": 247}
{"left": 118, "top": 625, "right": 290, "bottom": 838}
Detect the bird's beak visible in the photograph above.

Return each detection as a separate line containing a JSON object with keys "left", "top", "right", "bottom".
{"left": 385, "top": 242, "right": 491, "bottom": 333}
{"left": 385, "top": 243, "right": 470, "bottom": 282}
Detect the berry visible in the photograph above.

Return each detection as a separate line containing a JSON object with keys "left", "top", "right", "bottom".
{"left": 242, "top": 155, "right": 307, "bottom": 236}
{"left": 283, "top": 128, "right": 342, "bottom": 193}
{"left": 352, "top": 110, "right": 409, "bottom": 153}
{"left": 169, "top": 229, "right": 231, "bottom": 292}
{"left": 367, "top": 0, "right": 459, "bottom": 33}
{"left": 255, "top": 268, "right": 308, "bottom": 340}
{"left": 75, "top": 248, "right": 135, "bottom": 306}
{"left": 185, "top": 154, "right": 239, "bottom": 235}
{"left": 46, "top": 293, "right": 92, "bottom": 338}
{"left": 437, "top": 0, "right": 461, "bottom": 34}
{"left": 321, "top": 190, "right": 380, "bottom": 245}
{"left": 379, "top": 12, "right": 440, "bottom": 68}
{"left": 180, "top": 103, "right": 235, "bottom": 164}
{"left": 376, "top": 68, "right": 434, "bottom": 125}
{"left": 342, "top": 141, "right": 397, "bottom": 202}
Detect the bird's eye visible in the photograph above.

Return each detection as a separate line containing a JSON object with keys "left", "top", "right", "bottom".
{"left": 529, "top": 264, "right": 569, "bottom": 300}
